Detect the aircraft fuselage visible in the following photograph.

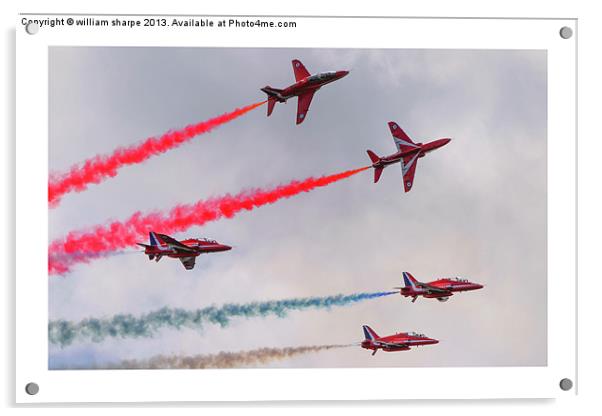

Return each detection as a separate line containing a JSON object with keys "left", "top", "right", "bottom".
{"left": 144, "top": 239, "right": 232, "bottom": 259}
{"left": 371, "top": 138, "right": 451, "bottom": 169}
{"left": 282, "top": 70, "right": 349, "bottom": 98}
{"left": 401, "top": 277, "right": 484, "bottom": 301}
{"left": 361, "top": 334, "right": 439, "bottom": 354}
{"left": 263, "top": 70, "right": 349, "bottom": 102}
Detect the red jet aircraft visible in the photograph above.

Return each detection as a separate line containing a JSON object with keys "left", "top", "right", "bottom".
{"left": 136, "top": 231, "right": 232, "bottom": 270}
{"left": 367, "top": 122, "right": 451, "bottom": 192}
{"left": 361, "top": 325, "right": 439, "bottom": 356}
{"left": 261, "top": 59, "right": 349, "bottom": 124}
{"left": 395, "top": 271, "right": 484, "bottom": 303}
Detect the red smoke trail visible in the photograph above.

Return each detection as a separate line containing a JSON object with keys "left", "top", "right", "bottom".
{"left": 48, "top": 166, "right": 370, "bottom": 275}
{"left": 48, "top": 101, "right": 266, "bottom": 207}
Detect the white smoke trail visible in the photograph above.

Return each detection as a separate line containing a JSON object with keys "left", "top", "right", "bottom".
{"left": 117, "top": 344, "right": 353, "bottom": 369}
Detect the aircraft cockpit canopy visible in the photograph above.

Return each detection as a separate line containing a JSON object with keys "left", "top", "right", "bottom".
{"left": 308, "top": 71, "right": 336, "bottom": 81}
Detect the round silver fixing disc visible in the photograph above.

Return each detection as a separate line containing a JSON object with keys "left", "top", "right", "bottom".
{"left": 559, "top": 378, "right": 573, "bottom": 391}
{"left": 25, "top": 22, "right": 39, "bottom": 35}
{"left": 559, "top": 26, "right": 573, "bottom": 39}
{"left": 25, "top": 382, "right": 39, "bottom": 395}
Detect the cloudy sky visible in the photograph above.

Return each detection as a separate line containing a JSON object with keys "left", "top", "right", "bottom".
{"left": 48, "top": 47, "right": 547, "bottom": 369}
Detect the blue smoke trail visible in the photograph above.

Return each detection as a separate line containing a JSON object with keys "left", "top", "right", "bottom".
{"left": 48, "top": 291, "right": 397, "bottom": 347}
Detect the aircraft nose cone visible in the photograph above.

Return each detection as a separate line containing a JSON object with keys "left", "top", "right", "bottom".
{"left": 221, "top": 244, "right": 232, "bottom": 251}
{"left": 429, "top": 338, "right": 440, "bottom": 344}
{"left": 337, "top": 70, "right": 350, "bottom": 78}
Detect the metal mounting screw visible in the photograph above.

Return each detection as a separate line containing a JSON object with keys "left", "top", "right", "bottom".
{"left": 559, "top": 26, "right": 573, "bottom": 39}
{"left": 25, "top": 382, "right": 39, "bottom": 395}
{"left": 559, "top": 378, "right": 573, "bottom": 391}
{"left": 25, "top": 22, "right": 39, "bottom": 35}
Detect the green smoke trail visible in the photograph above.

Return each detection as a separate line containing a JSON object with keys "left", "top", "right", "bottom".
{"left": 49, "top": 291, "right": 396, "bottom": 347}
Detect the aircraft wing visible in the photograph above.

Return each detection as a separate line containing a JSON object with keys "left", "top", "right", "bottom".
{"left": 413, "top": 280, "right": 449, "bottom": 294}
{"left": 179, "top": 256, "right": 197, "bottom": 270}
{"left": 401, "top": 153, "right": 420, "bottom": 192}
{"left": 296, "top": 91, "right": 315, "bottom": 125}
{"left": 421, "top": 284, "right": 450, "bottom": 294}
{"left": 388, "top": 122, "right": 419, "bottom": 152}
{"left": 375, "top": 340, "right": 409, "bottom": 348}
{"left": 156, "top": 233, "right": 196, "bottom": 252}
{"left": 292, "top": 59, "right": 311, "bottom": 82}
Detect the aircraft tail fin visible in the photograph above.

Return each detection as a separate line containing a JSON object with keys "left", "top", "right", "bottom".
{"left": 267, "top": 96, "right": 277, "bottom": 116}
{"left": 367, "top": 150, "right": 380, "bottom": 164}
{"left": 367, "top": 151, "right": 385, "bottom": 183}
{"left": 149, "top": 231, "right": 164, "bottom": 247}
{"left": 362, "top": 325, "right": 379, "bottom": 341}
{"left": 136, "top": 242, "right": 153, "bottom": 260}
{"left": 402, "top": 272, "right": 418, "bottom": 289}
{"left": 261, "top": 86, "right": 283, "bottom": 117}
{"left": 261, "top": 86, "right": 283, "bottom": 97}
{"left": 373, "top": 167, "right": 384, "bottom": 183}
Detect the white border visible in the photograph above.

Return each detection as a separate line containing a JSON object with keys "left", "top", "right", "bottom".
{"left": 15, "top": 15, "right": 576, "bottom": 402}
